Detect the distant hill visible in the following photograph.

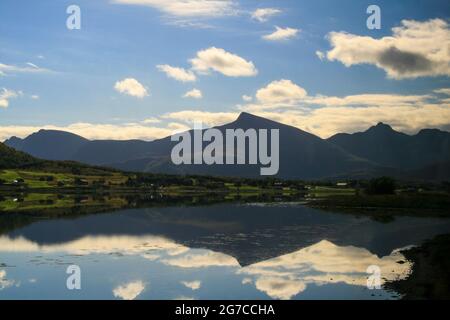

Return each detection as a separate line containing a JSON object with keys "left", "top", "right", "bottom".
{"left": 0, "top": 141, "right": 119, "bottom": 175}
{"left": 5, "top": 130, "right": 89, "bottom": 161}
{"left": 328, "top": 123, "right": 450, "bottom": 170}
{"left": 0, "top": 142, "right": 42, "bottom": 169}
{"left": 5, "top": 130, "right": 156, "bottom": 166}
{"left": 4, "top": 113, "right": 450, "bottom": 180}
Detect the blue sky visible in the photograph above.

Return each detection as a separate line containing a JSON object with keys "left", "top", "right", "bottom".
{"left": 0, "top": 0, "right": 449, "bottom": 140}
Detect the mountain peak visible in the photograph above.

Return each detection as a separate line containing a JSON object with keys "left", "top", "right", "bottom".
{"left": 367, "top": 122, "right": 395, "bottom": 133}
{"left": 232, "top": 112, "right": 278, "bottom": 127}
{"left": 237, "top": 112, "right": 259, "bottom": 121}
{"left": 30, "top": 129, "right": 89, "bottom": 141}
{"left": 376, "top": 122, "right": 392, "bottom": 129}
{"left": 4, "top": 135, "right": 22, "bottom": 142}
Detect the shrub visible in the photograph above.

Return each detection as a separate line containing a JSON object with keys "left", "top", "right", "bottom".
{"left": 366, "top": 177, "right": 396, "bottom": 195}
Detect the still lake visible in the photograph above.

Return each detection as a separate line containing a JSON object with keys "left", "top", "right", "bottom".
{"left": 1, "top": 202, "right": 450, "bottom": 300}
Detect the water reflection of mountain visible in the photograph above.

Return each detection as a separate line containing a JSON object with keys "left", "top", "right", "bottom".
{"left": 4, "top": 203, "right": 450, "bottom": 266}
{"left": 0, "top": 235, "right": 411, "bottom": 300}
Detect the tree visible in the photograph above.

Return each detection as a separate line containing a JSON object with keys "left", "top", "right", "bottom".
{"left": 366, "top": 177, "right": 396, "bottom": 195}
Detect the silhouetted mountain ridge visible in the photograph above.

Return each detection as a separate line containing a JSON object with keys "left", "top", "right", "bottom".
{"left": 4, "top": 113, "right": 450, "bottom": 180}
{"left": 328, "top": 123, "right": 450, "bottom": 170}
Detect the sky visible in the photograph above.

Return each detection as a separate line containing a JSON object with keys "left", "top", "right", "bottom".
{"left": 0, "top": 0, "right": 449, "bottom": 141}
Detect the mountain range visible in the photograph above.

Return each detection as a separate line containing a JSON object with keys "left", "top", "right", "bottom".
{"left": 4, "top": 112, "right": 450, "bottom": 181}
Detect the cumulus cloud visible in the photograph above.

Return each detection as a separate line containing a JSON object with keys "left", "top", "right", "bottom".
{"left": 251, "top": 8, "right": 281, "bottom": 22}
{"left": 237, "top": 78, "right": 450, "bottom": 137}
{"left": 239, "top": 102, "right": 450, "bottom": 138}
{"left": 246, "top": 79, "right": 431, "bottom": 111}
{"left": 255, "top": 79, "right": 307, "bottom": 105}
{"left": 242, "top": 95, "right": 253, "bottom": 102}
{"left": 0, "top": 88, "right": 21, "bottom": 108}
{"left": 157, "top": 64, "right": 196, "bottom": 82}
{"left": 326, "top": 19, "right": 450, "bottom": 79}
{"left": 113, "top": 281, "right": 145, "bottom": 300}
{"left": 190, "top": 47, "right": 258, "bottom": 77}
{"left": 183, "top": 88, "right": 203, "bottom": 99}
{"left": 262, "top": 26, "right": 299, "bottom": 41}
{"left": 114, "top": 78, "right": 149, "bottom": 98}
{"left": 112, "top": 0, "right": 237, "bottom": 17}
{"left": 30, "top": 95, "right": 39, "bottom": 100}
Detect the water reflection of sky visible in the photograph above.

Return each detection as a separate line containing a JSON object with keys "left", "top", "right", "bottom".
{"left": 0, "top": 234, "right": 409, "bottom": 300}
{"left": 1, "top": 203, "right": 450, "bottom": 300}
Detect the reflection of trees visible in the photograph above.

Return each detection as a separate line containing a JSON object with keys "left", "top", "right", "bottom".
{"left": 0, "top": 193, "right": 305, "bottom": 235}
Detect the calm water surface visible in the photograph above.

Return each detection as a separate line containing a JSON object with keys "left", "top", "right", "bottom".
{"left": 1, "top": 203, "right": 450, "bottom": 300}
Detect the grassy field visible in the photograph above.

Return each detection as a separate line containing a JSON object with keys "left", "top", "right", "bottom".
{"left": 0, "top": 193, "right": 129, "bottom": 212}
{"left": 307, "top": 186, "right": 356, "bottom": 197}
{"left": 0, "top": 169, "right": 129, "bottom": 189}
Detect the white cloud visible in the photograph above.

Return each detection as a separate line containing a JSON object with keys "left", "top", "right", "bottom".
{"left": 113, "top": 281, "right": 145, "bottom": 300}
{"left": 239, "top": 240, "right": 411, "bottom": 300}
{"left": 163, "top": 110, "right": 238, "bottom": 127}
{"left": 242, "top": 95, "right": 253, "bottom": 102}
{"left": 316, "top": 51, "right": 325, "bottom": 61}
{"left": 240, "top": 102, "right": 450, "bottom": 139}
{"left": 167, "top": 122, "right": 191, "bottom": 133}
{"left": 31, "top": 95, "right": 39, "bottom": 100}
{"left": 0, "top": 235, "right": 189, "bottom": 256}
{"left": 0, "top": 122, "right": 180, "bottom": 141}
{"left": 326, "top": 19, "right": 450, "bottom": 79}
{"left": 26, "top": 62, "right": 39, "bottom": 69}
{"left": 112, "top": 0, "right": 237, "bottom": 17}
{"left": 254, "top": 277, "right": 306, "bottom": 300}
{"left": 0, "top": 62, "right": 49, "bottom": 76}
{"left": 255, "top": 79, "right": 307, "bottom": 105}
{"left": 114, "top": 78, "right": 149, "bottom": 98}
{"left": 190, "top": 47, "right": 258, "bottom": 77}
{"left": 0, "top": 270, "right": 15, "bottom": 291}
{"left": 162, "top": 251, "right": 239, "bottom": 268}
{"left": 183, "top": 88, "right": 203, "bottom": 99}
{"left": 0, "top": 88, "right": 20, "bottom": 108}
{"left": 237, "top": 79, "right": 450, "bottom": 137}
{"left": 251, "top": 8, "right": 281, "bottom": 22}
{"left": 262, "top": 26, "right": 299, "bottom": 41}
{"left": 157, "top": 64, "right": 196, "bottom": 82}
{"left": 306, "top": 93, "right": 430, "bottom": 108}
{"left": 141, "top": 117, "right": 161, "bottom": 124}
{"left": 174, "top": 295, "right": 195, "bottom": 300}
{"left": 181, "top": 280, "right": 201, "bottom": 290}
{"left": 434, "top": 88, "right": 450, "bottom": 96}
